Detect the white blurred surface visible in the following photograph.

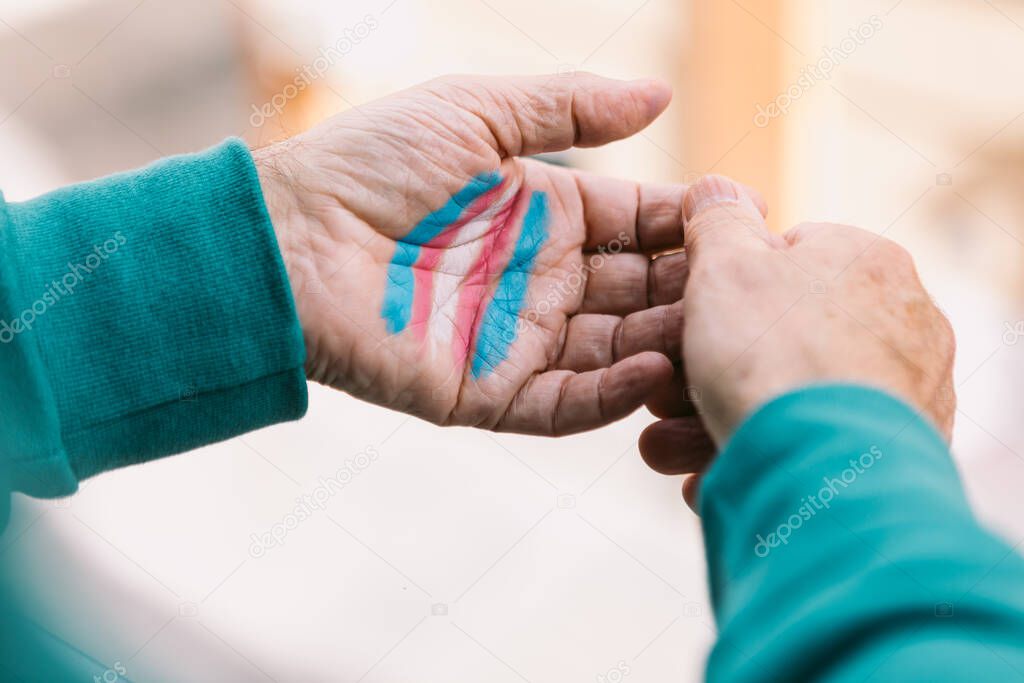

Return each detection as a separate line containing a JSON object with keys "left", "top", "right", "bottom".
{"left": 4, "top": 1, "right": 1024, "bottom": 682}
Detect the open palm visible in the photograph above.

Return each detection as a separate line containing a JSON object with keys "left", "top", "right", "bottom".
{"left": 256, "top": 73, "right": 690, "bottom": 435}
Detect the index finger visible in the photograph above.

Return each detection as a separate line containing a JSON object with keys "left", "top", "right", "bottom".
{"left": 683, "top": 175, "right": 776, "bottom": 257}
{"left": 573, "top": 171, "right": 768, "bottom": 254}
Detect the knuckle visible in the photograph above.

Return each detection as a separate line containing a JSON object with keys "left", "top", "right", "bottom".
{"left": 688, "top": 212, "right": 760, "bottom": 243}
{"left": 830, "top": 222, "right": 880, "bottom": 246}
{"left": 686, "top": 212, "right": 727, "bottom": 238}
{"left": 855, "top": 238, "right": 914, "bottom": 283}
{"left": 876, "top": 237, "right": 912, "bottom": 264}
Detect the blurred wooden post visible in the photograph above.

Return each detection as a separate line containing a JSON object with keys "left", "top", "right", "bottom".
{"left": 681, "top": 0, "right": 793, "bottom": 228}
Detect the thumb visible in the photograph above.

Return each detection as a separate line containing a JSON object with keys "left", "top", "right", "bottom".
{"left": 683, "top": 175, "right": 773, "bottom": 257}
{"left": 431, "top": 72, "right": 672, "bottom": 158}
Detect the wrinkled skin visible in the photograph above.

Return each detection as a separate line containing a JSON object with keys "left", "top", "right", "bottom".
{"left": 640, "top": 176, "right": 957, "bottom": 509}
{"left": 255, "top": 73, "right": 701, "bottom": 435}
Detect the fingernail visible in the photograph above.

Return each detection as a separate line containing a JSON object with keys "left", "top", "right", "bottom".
{"left": 683, "top": 175, "right": 747, "bottom": 221}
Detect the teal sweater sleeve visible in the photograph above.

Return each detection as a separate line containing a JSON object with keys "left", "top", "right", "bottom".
{"left": 701, "top": 385, "right": 1024, "bottom": 681}
{"left": 0, "top": 139, "right": 307, "bottom": 501}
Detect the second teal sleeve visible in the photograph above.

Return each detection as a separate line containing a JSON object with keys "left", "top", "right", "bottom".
{"left": 0, "top": 139, "right": 307, "bottom": 499}
{"left": 701, "top": 385, "right": 1024, "bottom": 681}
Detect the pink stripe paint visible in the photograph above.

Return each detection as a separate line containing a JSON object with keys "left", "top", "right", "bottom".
{"left": 452, "top": 188, "right": 530, "bottom": 364}
{"left": 407, "top": 182, "right": 506, "bottom": 340}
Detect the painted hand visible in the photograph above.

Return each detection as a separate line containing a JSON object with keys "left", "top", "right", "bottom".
{"left": 255, "top": 73, "right": 693, "bottom": 435}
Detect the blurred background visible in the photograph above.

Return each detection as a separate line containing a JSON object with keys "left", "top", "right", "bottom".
{"left": 2, "top": 0, "right": 1024, "bottom": 681}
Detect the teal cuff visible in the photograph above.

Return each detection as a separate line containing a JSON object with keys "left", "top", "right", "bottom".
{"left": 696, "top": 384, "right": 1019, "bottom": 681}
{"left": 0, "top": 139, "right": 307, "bottom": 496}
{"left": 702, "top": 383, "right": 953, "bottom": 515}
{"left": 701, "top": 384, "right": 958, "bottom": 607}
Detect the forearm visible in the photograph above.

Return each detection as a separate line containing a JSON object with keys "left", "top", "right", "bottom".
{"left": 701, "top": 385, "right": 1024, "bottom": 681}
{"left": 0, "top": 139, "right": 307, "bottom": 498}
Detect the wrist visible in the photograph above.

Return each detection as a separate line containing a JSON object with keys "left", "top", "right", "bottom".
{"left": 702, "top": 383, "right": 955, "bottom": 514}
{"left": 254, "top": 144, "right": 306, "bottom": 290}
{"left": 253, "top": 143, "right": 315, "bottom": 351}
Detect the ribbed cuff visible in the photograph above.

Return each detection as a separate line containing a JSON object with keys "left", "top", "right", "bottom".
{"left": 0, "top": 139, "right": 307, "bottom": 496}
{"left": 700, "top": 383, "right": 959, "bottom": 616}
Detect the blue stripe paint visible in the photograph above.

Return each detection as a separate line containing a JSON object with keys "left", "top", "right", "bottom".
{"left": 381, "top": 171, "right": 503, "bottom": 334}
{"left": 471, "top": 191, "right": 550, "bottom": 379}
